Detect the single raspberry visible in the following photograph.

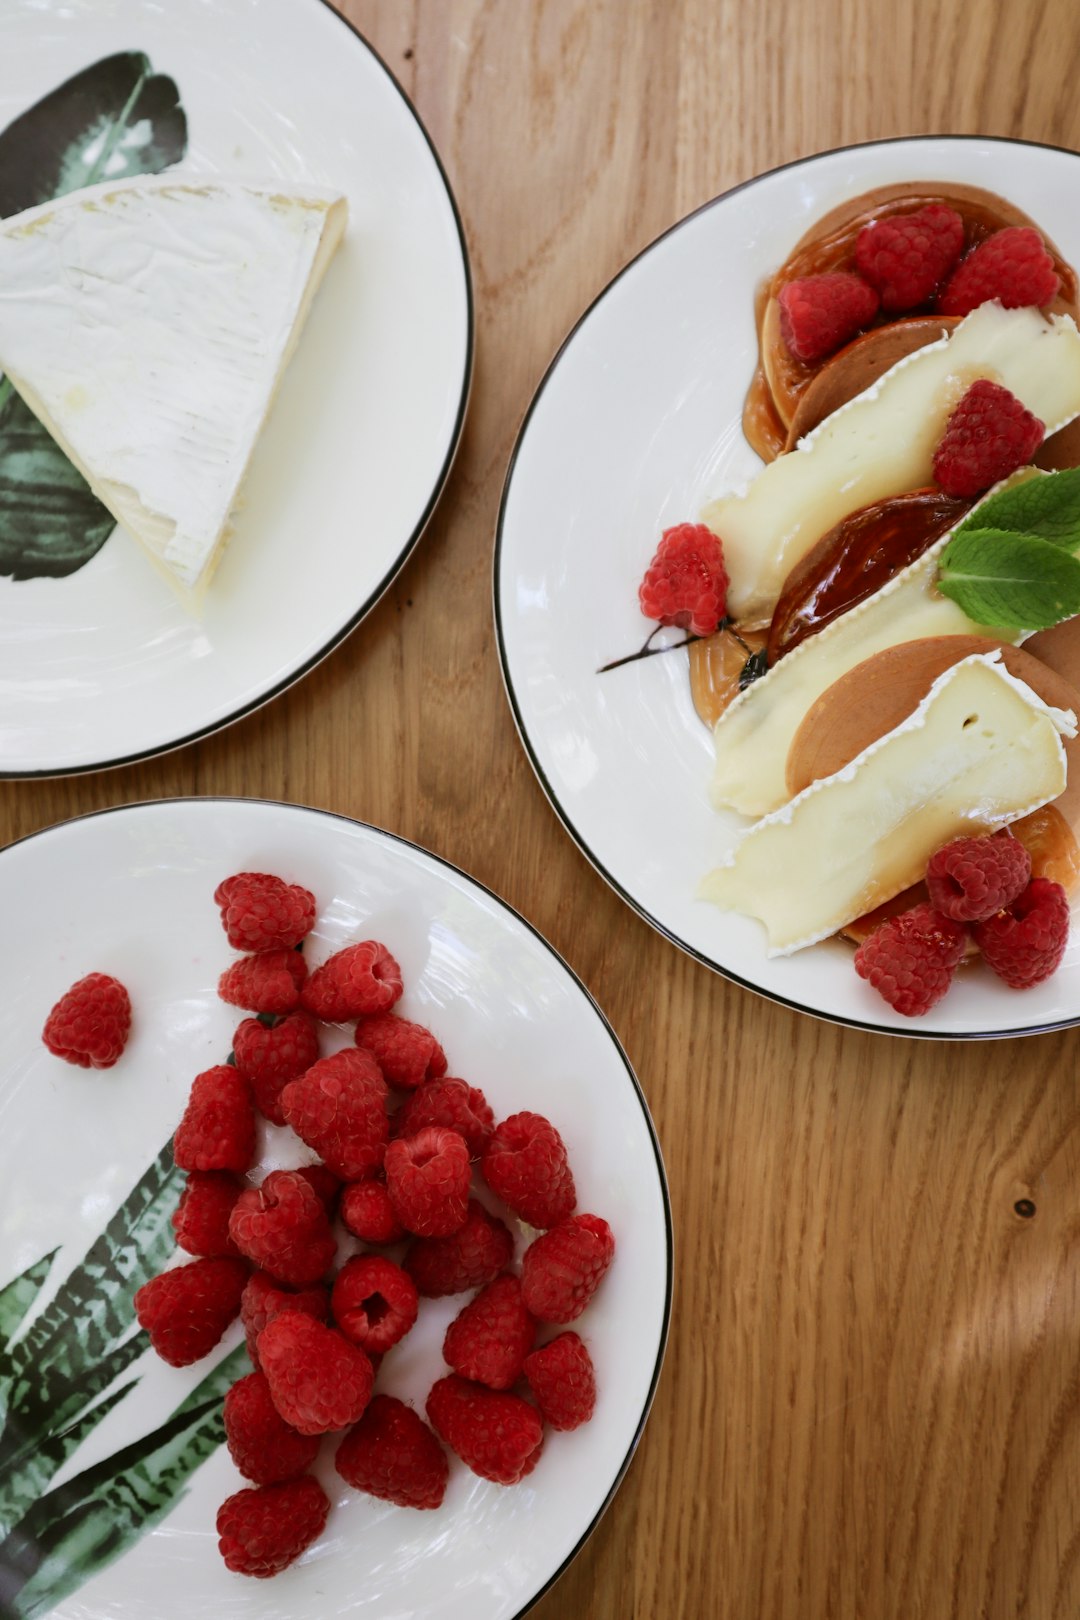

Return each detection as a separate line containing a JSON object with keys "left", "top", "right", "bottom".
{"left": 233, "top": 1011, "right": 320, "bottom": 1126}
{"left": 404, "top": 1199, "right": 515, "bottom": 1297}
{"left": 241, "top": 1271, "right": 329, "bottom": 1368}
{"left": 638, "top": 522, "right": 729, "bottom": 638}
{"left": 384, "top": 1127, "right": 470, "bottom": 1238}
{"left": 224, "top": 1370, "right": 321, "bottom": 1485}
{"left": 172, "top": 1170, "right": 242, "bottom": 1258}
{"left": 937, "top": 226, "right": 1060, "bottom": 317}
{"left": 216, "top": 1475, "right": 329, "bottom": 1578}
{"left": 335, "top": 1394, "right": 448, "bottom": 1509}
{"left": 520, "top": 1213, "right": 616, "bottom": 1324}
{"left": 228, "top": 1170, "right": 337, "bottom": 1288}
{"left": 443, "top": 1274, "right": 536, "bottom": 1390}
{"left": 295, "top": 1163, "right": 341, "bottom": 1213}
{"left": 973, "top": 876, "right": 1070, "bottom": 987}
{"left": 215, "top": 872, "right": 316, "bottom": 953}
{"left": 523, "top": 1332, "right": 597, "bottom": 1430}
{"left": 301, "top": 941, "right": 403, "bottom": 1023}
{"left": 932, "top": 380, "right": 1044, "bottom": 498}
{"left": 340, "top": 1178, "right": 406, "bottom": 1245}
{"left": 392, "top": 1077, "right": 495, "bottom": 1158}
{"left": 926, "top": 832, "right": 1031, "bottom": 922}
{"left": 218, "top": 951, "right": 307, "bottom": 1015}
{"left": 258, "top": 1311, "right": 374, "bottom": 1434}
{"left": 135, "top": 1257, "right": 249, "bottom": 1367}
{"left": 331, "top": 1255, "right": 419, "bottom": 1353}
{"left": 777, "top": 271, "right": 879, "bottom": 364}
{"left": 354, "top": 1011, "right": 447, "bottom": 1089}
{"left": 426, "top": 1375, "right": 543, "bottom": 1486}
{"left": 173, "top": 1065, "right": 255, "bottom": 1174}
{"left": 41, "top": 972, "right": 131, "bottom": 1069}
{"left": 280, "top": 1048, "right": 388, "bottom": 1180}
{"left": 854, "top": 901, "right": 968, "bottom": 1016}
{"left": 854, "top": 204, "right": 964, "bottom": 312}
{"left": 480, "top": 1111, "right": 576, "bottom": 1229}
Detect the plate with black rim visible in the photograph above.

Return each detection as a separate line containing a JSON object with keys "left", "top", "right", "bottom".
{"left": 0, "top": 0, "right": 472, "bottom": 778}
{"left": 495, "top": 134, "right": 1080, "bottom": 1040}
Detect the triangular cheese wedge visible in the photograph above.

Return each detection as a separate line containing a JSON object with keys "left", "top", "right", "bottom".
{"left": 0, "top": 176, "right": 347, "bottom": 603}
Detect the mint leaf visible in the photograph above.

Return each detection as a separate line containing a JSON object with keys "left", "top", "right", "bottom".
{"left": 937, "top": 527, "right": 1080, "bottom": 630}
{"left": 956, "top": 468, "right": 1080, "bottom": 549}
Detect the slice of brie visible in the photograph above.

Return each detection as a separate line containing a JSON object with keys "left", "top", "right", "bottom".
{"left": 699, "top": 652, "right": 1074, "bottom": 956}
{"left": 0, "top": 176, "right": 347, "bottom": 602}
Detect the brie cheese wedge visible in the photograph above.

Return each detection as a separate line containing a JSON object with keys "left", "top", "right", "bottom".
{"left": 0, "top": 176, "right": 347, "bottom": 602}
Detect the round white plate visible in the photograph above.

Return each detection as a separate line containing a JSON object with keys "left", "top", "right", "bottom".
{"left": 0, "top": 799, "right": 670, "bottom": 1619}
{"left": 0, "top": 0, "right": 472, "bottom": 777}
{"left": 496, "top": 134, "right": 1080, "bottom": 1040}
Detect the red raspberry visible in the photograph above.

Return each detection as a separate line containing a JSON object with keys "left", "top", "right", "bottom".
{"left": 973, "top": 876, "right": 1070, "bottom": 988}
{"left": 172, "top": 1170, "right": 241, "bottom": 1258}
{"left": 854, "top": 901, "right": 968, "bottom": 1016}
{"left": 523, "top": 1332, "right": 597, "bottom": 1430}
{"left": 854, "top": 204, "right": 964, "bottom": 312}
{"left": 926, "top": 832, "right": 1031, "bottom": 922}
{"left": 224, "top": 1370, "right": 321, "bottom": 1484}
{"left": 42, "top": 972, "right": 131, "bottom": 1069}
{"left": 404, "top": 1199, "right": 515, "bottom": 1297}
{"left": 937, "top": 225, "right": 1061, "bottom": 317}
{"left": 443, "top": 1274, "right": 536, "bottom": 1390}
{"left": 228, "top": 1170, "right": 337, "bottom": 1288}
{"left": 258, "top": 1311, "right": 374, "bottom": 1435}
{"left": 216, "top": 1475, "right": 329, "bottom": 1578}
{"left": 241, "top": 1271, "right": 329, "bottom": 1368}
{"left": 331, "top": 1255, "right": 419, "bottom": 1353}
{"left": 295, "top": 1163, "right": 341, "bottom": 1213}
{"left": 233, "top": 1011, "right": 320, "bottom": 1126}
{"left": 135, "top": 1256, "right": 249, "bottom": 1367}
{"left": 354, "top": 1011, "right": 447, "bottom": 1089}
{"left": 384, "top": 1127, "right": 470, "bottom": 1238}
{"left": 301, "top": 941, "right": 403, "bottom": 1023}
{"left": 336, "top": 1394, "right": 448, "bottom": 1509}
{"left": 280, "top": 1048, "right": 388, "bottom": 1180}
{"left": 218, "top": 951, "right": 307, "bottom": 1015}
{"left": 520, "top": 1213, "right": 615, "bottom": 1324}
{"left": 173, "top": 1065, "right": 255, "bottom": 1174}
{"left": 215, "top": 872, "right": 316, "bottom": 953}
{"left": 932, "top": 380, "right": 1044, "bottom": 498}
{"left": 481, "top": 1111, "right": 576, "bottom": 1230}
{"left": 777, "top": 271, "right": 879, "bottom": 363}
{"left": 426, "top": 1375, "right": 543, "bottom": 1486}
{"left": 638, "top": 522, "right": 729, "bottom": 638}
{"left": 392, "top": 1077, "right": 495, "bottom": 1158}
{"left": 340, "top": 1178, "right": 406, "bottom": 1245}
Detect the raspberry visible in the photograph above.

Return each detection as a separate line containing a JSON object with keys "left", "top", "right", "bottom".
{"left": 280, "top": 1048, "right": 388, "bottom": 1180}
{"left": 777, "top": 271, "right": 879, "bottom": 364}
{"left": 638, "top": 522, "right": 729, "bottom": 638}
{"left": 41, "top": 972, "right": 131, "bottom": 1069}
{"left": 228, "top": 1170, "right": 337, "bottom": 1288}
{"left": 335, "top": 1394, "right": 448, "bottom": 1510}
{"left": 354, "top": 1011, "right": 447, "bottom": 1089}
{"left": 973, "top": 876, "right": 1070, "bottom": 987}
{"left": 854, "top": 901, "right": 968, "bottom": 1016}
{"left": 301, "top": 941, "right": 403, "bottom": 1023}
{"left": 854, "top": 204, "right": 964, "bottom": 312}
{"left": 937, "top": 226, "right": 1061, "bottom": 317}
{"left": 215, "top": 872, "right": 316, "bottom": 953}
{"left": 258, "top": 1311, "right": 374, "bottom": 1435}
{"left": 392, "top": 1077, "right": 495, "bottom": 1158}
{"left": 340, "top": 1178, "right": 406, "bottom": 1245}
{"left": 233, "top": 1011, "right": 320, "bottom": 1126}
{"left": 404, "top": 1199, "right": 515, "bottom": 1297}
{"left": 480, "top": 1111, "right": 576, "bottom": 1229}
{"left": 173, "top": 1065, "right": 255, "bottom": 1174}
{"left": 523, "top": 1332, "right": 597, "bottom": 1430}
{"left": 426, "top": 1375, "right": 543, "bottom": 1486}
{"left": 932, "top": 380, "right": 1044, "bottom": 498}
{"left": 224, "top": 1370, "right": 321, "bottom": 1485}
{"left": 331, "top": 1255, "right": 419, "bottom": 1353}
{"left": 135, "top": 1257, "right": 249, "bottom": 1367}
{"left": 218, "top": 951, "right": 307, "bottom": 1015}
{"left": 926, "top": 832, "right": 1031, "bottom": 922}
{"left": 241, "top": 1271, "right": 329, "bottom": 1368}
{"left": 172, "top": 1170, "right": 242, "bottom": 1258}
{"left": 443, "top": 1274, "right": 536, "bottom": 1390}
{"left": 216, "top": 1475, "right": 329, "bottom": 1578}
{"left": 520, "top": 1213, "right": 615, "bottom": 1324}
{"left": 384, "top": 1127, "right": 470, "bottom": 1238}
{"left": 295, "top": 1163, "right": 341, "bottom": 1213}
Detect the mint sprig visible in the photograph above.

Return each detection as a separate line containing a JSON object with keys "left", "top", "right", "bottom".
{"left": 937, "top": 469, "right": 1080, "bottom": 630}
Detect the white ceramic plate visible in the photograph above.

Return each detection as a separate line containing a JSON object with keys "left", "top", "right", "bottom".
{"left": 0, "top": 0, "right": 471, "bottom": 777}
{"left": 0, "top": 799, "right": 670, "bottom": 1619}
{"left": 496, "top": 135, "right": 1080, "bottom": 1040}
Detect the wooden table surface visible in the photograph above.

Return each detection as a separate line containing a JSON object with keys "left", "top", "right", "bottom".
{"left": 6, "top": 1, "right": 1080, "bottom": 1615}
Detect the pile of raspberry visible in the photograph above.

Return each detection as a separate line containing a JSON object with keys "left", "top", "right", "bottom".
{"left": 133, "top": 871, "right": 615, "bottom": 1581}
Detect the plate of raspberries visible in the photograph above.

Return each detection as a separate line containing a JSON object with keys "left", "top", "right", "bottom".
{"left": 0, "top": 797, "right": 670, "bottom": 1619}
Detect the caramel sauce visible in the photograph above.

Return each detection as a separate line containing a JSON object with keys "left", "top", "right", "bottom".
{"left": 689, "top": 626, "right": 768, "bottom": 729}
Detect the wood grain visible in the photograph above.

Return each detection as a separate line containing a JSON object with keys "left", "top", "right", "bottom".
{"left": 6, "top": 0, "right": 1080, "bottom": 1614}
